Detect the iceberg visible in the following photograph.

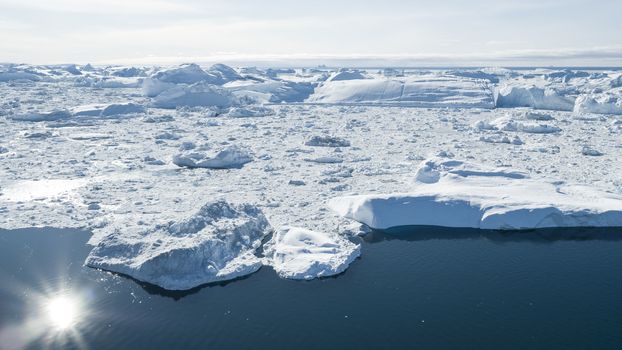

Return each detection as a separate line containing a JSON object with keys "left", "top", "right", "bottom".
{"left": 86, "top": 200, "right": 271, "bottom": 290}
{"left": 329, "top": 157, "right": 622, "bottom": 230}
{"left": 496, "top": 85, "right": 575, "bottom": 111}
{"left": 263, "top": 226, "right": 360, "bottom": 280}
{"left": 307, "top": 75, "right": 495, "bottom": 108}
{"left": 151, "top": 82, "right": 237, "bottom": 109}
{"left": 574, "top": 92, "right": 622, "bottom": 115}
{"left": 173, "top": 145, "right": 253, "bottom": 169}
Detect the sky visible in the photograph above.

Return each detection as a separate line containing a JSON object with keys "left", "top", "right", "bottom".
{"left": 1, "top": 0, "right": 621, "bottom": 66}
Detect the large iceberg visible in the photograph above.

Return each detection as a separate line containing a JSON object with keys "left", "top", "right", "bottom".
{"left": 329, "top": 158, "right": 622, "bottom": 230}
{"left": 86, "top": 200, "right": 271, "bottom": 290}
{"left": 307, "top": 75, "right": 495, "bottom": 108}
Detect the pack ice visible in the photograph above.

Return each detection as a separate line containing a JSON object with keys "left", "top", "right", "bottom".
{"left": 329, "top": 158, "right": 622, "bottom": 230}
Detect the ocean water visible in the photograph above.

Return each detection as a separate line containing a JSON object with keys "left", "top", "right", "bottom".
{"left": 1, "top": 227, "right": 622, "bottom": 349}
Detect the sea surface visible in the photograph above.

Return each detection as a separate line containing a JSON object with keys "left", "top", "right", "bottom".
{"left": 1, "top": 227, "right": 622, "bottom": 349}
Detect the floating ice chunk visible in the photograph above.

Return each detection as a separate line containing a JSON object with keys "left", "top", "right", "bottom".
{"left": 11, "top": 109, "right": 71, "bottom": 122}
{"left": 491, "top": 117, "right": 561, "bottom": 134}
{"left": 226, "top": 106, "right": 275, "bottom": 118}
{"left": 574, "top": 93, "right": 622, "bottom": 115}
{"left": 581, "top": 146, "right": 604, "bottom": 156}
{"left": 496, "top": 85, "right": 575, "bottom": 111}
{"left": 86, "top": 200, "right": 271, "bottom": 290}
{"left": 304, "top": 156, "right": 344, "bottom": 164}
{"left": 330, "top": 157, "right": 622, "bottom": 230}
{"left": 0, "top": 146, "right": 8, "bottom": 154}
{"left": 479, "top": 134, "right": 523, "bottom": 145}
{"left": 524, "top": 111, "right": 554, "bottom": 121}
{"left": 71, "top": 103, "right": 145, "bottom": 118}
{"left": 151, "top": 82, "right": 236, "bottom": 109}
{"left": 263, "top": 226, "right": 360, "bottom": 280}
{"left": 101, "top": 103, "right": 146, "bottom": 117}
{"left": 305, "top": 135, "right": 351, "bottom": 147}
{"left": 173, "top": 144, "right": 252, "bottom": 169}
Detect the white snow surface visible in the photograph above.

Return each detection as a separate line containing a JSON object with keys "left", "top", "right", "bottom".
{"left": 329, "top": 157, "right": 622, "bottom": 230}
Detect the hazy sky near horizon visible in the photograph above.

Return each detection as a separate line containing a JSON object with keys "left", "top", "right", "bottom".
{"left": 1, "top": 0, "right": 621, "bottom": 66}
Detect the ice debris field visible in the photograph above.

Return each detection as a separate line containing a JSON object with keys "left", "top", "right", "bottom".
{"left": 1, "top": 63, "right": 622, "bottom": 290}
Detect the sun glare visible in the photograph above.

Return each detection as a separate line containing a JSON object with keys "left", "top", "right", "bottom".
{"left": 45, "top": 296, "right": 79, "bottom": 330}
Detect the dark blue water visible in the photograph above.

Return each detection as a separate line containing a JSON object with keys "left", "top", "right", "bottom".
{"left": 1, "top": 227, "right": 622, "bottom": 349}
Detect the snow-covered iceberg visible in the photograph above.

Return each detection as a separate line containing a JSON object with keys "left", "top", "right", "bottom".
{"left": 263, "top": 226, "right": 360, "bottom": 280}
{"left": 86, "top": 200, "right": 271, "bottom": 290}
{"left": 307, "top": 75, "right": 495, "bottom": 108}
{"left": 329, "top": 157, "right": 622, "bottom": 230}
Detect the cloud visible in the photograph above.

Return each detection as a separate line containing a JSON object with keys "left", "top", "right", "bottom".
{"left": 0, "top": 0, "right": 193, "bottom": 14}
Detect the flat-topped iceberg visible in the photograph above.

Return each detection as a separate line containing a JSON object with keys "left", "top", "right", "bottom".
{"left": 329, "top": 157, "right": 622, "bottom": 230}
{"left": 263, "top": 226, "right": 360, "bottom": 280}
{"left": 86, "top": 200, "right": 271, "bottom": 290}
{"left": 307, "top": 75, "right": 495, "bottom": 108}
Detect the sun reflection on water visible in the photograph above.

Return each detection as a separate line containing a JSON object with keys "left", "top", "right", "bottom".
{"left": 45, "top": 295, "right": 80, "bottom": 330}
